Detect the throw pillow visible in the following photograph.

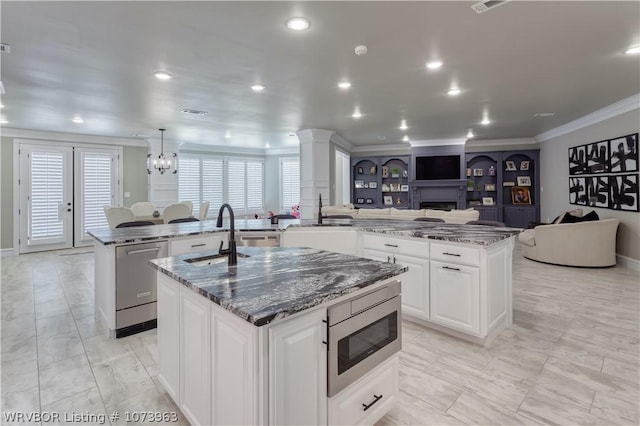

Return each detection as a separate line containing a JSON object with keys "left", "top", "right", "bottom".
{"left": 560, "top": 210, "right": 599, "bottom": 223}
{"left": 552, "top": 208, "right": 584, "bottom": 224}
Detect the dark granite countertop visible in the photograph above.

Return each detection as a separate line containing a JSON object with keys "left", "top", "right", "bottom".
{"left": 149, "top": 246, "right": 407, "bottom": 326}
{"left": 89, "top": 218, "right": 519, "bottom": 246}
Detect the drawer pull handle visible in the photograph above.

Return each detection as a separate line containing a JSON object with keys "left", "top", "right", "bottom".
{"left": 443, "top": 266, "right": 461, "bottom": 271}
{"left": 126, "top": 247, "right": 160, "bottom": 255}
{"left": 362, "top": 394, "right": 383, "bottom": 411}
{"left": 384, "top": 244, "right": 398, "bottom": 248}
{"left": 442, "top": 252, "right": 461, "bottom": 257}
{"left": 137, "top": 291, "right": 151, "bottom": 298}
{"left": 191, "top": 243, "right": 207, "bottom": 248}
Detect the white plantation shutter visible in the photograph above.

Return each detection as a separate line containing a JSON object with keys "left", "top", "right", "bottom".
{"left": 81, "top": 152, "right": 112, "bottom": 235}
{"left": 280, "top": 157, "right": 300, "bottom": 211}
{"left": 202, "top": 158, "right": 223, "bottom": 218}
{"left": 227, "top": 160, "right": 246, "bottom": 213}
{"left": 179, "top": 157, "right": 201, "bottom": 217}
{"left": 30, "top": 152, "right": 64, "bottom": 241}
{"left": 246, "top": 161, "right": 263, "bottom": 212}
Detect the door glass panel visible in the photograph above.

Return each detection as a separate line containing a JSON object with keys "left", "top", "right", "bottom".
{"left": 29, "top": 151, "right": 64, "bottom": 243}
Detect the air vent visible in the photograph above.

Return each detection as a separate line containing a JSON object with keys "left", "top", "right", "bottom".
{"left": 180, "top": 109, "right": 208, "bottom": 116}
{"left": 533, "top": 112, "right": 555, "bottom": 118}
{"left": 0, "top": 43, "right": 10, "bottom": 54}
{"left": 471, "top": 0, "right": 511, "bottom": 14}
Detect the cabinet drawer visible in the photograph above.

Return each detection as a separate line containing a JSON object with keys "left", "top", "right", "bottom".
{"left": 362, "top": 234, "right": 429, "bottom": 258}
{"left": 430, "top": 242, "right": 480, "bottom": 266}
{"left": 329, "top": 356, "right": 398, "bottom": 426}
{"left": 170, "top": 233, "right": 227, "bottom": 256}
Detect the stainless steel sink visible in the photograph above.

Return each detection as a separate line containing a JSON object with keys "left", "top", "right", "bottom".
{"left": 184, "top": 252, "right": 250, "bottom": 267}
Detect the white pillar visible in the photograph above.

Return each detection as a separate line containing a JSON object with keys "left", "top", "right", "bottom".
{"left": 297, "top": 129, "right": 333, "bottom": 220}
{"left": 146, "top": 137, "right": 182, "bottom": 211}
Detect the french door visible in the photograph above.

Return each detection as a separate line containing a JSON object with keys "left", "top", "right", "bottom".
{"left": 18, "top": 142, "right": 121, "bottom": 253}
{"left": 19, "top": 144, "right": 73, "bottom": 253}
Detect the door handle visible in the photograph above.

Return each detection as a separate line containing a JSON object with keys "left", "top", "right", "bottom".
{"left": 126, "top": 247, "right": 161, "bottom": 255}
{"left": 362, "top": 394, "right": 383, "bottom": 411}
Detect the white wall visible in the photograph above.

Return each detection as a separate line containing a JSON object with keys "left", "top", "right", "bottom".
{"left": 539, "top": 109, "right": 640, "bottom": 260}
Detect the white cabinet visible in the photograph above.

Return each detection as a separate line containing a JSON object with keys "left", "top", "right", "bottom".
{"left": 156, "top": 274, "right": 180, "bottom": 403}
{"left": 269, "top": 308, "right": 327, "bottom": 426}
{"left": 179, "top": 287, "right": 211, "bottom": 426}
{"left": 361, "top": 234, "right": 429, "bottom": 320}
{"left": 170, "top": 232, "right": 228, "bottom": 256}
{"left": 210, "top": 306, "right": 258, "bottom": 426}
{"left": 329, "top": 355, "right": 399, "bottom": 426}
{"left": 429, "top": 260, "right": 480, "bottom": 335}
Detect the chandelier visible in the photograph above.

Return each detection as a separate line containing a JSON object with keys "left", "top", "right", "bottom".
{"left": 147, "top": 128, "right": 178, "bottom": 174}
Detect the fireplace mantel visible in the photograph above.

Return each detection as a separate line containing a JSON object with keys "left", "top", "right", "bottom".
{"left": 410, "top": 179, "right": 468, "bottom": 210}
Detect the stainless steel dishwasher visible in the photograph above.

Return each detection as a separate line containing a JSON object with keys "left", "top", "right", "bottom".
{"left": 115, "top": 240, "right": 168, "bottom": 337}
{"left": 235, "top": 231, "right": 280, "bottom": 247}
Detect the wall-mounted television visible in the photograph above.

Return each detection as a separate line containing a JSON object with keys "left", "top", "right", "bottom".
{"left": 415, "top": 155, "right": 461, "bottom": 180}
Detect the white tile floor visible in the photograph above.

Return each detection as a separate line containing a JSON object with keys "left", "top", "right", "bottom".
{"left": 1, "top": 245, "right": 639, "bottom": 425}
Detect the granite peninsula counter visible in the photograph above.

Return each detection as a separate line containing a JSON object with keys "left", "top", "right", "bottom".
{"left": 149, "top": 246, "right": 407, "bottom": 326}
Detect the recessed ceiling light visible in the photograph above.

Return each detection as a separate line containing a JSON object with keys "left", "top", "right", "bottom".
{"left": 251, "top": 84, "right": 266, "bottom": 92}
{"left": 399, "top": 119, "right": 408, "bottom": 130}
{"left": 402, "top": 135, "right": 409, "bottom": 142}
{"left": 0, "top": 104, "right": 4, "bottom": 109}
{"left": 0, "top": 117, "right": 7, "bottom": 124}
{"left": 225, "top": 131, "right": 232, "bottom": 139}
{"left": 338, "top": 81, "right": 351, "bottom": 90}
{"left": 624, "top": 45, "right": 640, "bottom": 55}
{"left": 286, "top": 17, "right": 310, "bottom": 31}
{"left": 426, "top": 61, "right": 443, "bottom": 70}
{"left": 481, "top": 118, "right": 491, "bottom": 125}
{"left": 352, "top": 111, "right": 362, "bottom": 119}
{"left": 154, "top": 71, "right": 172, "bottom": 80}
{"left": 72, "top": 116, "right": 84, "bottom": 124}
{"left": 467, "top": 129, "right": 475, "bottom": 138}
{"left": 265, "top": 142, "right": 270, "bottom": 148}
{"left": 448, "top": 88, "right": 461, "bottom": 96}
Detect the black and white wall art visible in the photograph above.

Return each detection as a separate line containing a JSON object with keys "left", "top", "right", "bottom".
{"left": 568, "top": 133, "right": 639, "bottom": 212}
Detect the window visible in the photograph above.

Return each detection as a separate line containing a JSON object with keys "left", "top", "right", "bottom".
{"left": 280, "top": 157, "right": 300, "bottom": 212}
{"left": 179, "top": 155, "right": 263, "bottom": 218}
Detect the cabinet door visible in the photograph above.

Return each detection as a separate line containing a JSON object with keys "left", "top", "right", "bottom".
{"left": 157, "top": 275, "right": 180, "bottom": 404}
{"left": 393, "top": 253, "right": 429, "bottom": 320}
{"left": 429, "top": 260, "right": 480, "bottom": 335}
{"left": 210, "top": 308, "right": 257, "bottom": 426}
{"left": 269, "top": 309, "right": 327, "bottom": 426}
{"left": 503, "top": 207, "right": 537, "bottom": 228}
{"left": 362, "top": 249, "right": 429, "bottom": 320}
{"left": 179, "top": 288, "right": 211, "bottom": 426}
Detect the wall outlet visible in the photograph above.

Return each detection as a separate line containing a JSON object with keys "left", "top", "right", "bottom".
{"left": 124, "top": 192, "right": 131, "bottom": 198}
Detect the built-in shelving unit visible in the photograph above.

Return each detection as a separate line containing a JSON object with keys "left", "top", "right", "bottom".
{"left": 351, "top": 156, "right": 410, "bottom": 208}
{"left": 465, "top": 150, "right": 540, "bottom": 227}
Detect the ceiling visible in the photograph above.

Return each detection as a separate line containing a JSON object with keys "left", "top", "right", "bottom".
{"left": 1, "top": 1, "right": 639, "bottom": 150}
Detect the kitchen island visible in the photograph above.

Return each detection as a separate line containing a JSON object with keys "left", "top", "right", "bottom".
{"left": 149, "top": 246, "right": 407, "bottom": 426}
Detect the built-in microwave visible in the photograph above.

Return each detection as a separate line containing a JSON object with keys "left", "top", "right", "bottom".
{"left": 327, "top": 280, "right": 402, "bottom": 397}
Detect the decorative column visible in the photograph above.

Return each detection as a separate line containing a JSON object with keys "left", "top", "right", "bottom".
{"left": 146, "top": 136, "right": 182, "bottom": 211}
{"left": 297, "top": 129, "right": 334, "bottom": 220}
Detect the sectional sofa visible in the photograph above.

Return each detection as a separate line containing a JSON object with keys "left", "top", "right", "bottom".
{"left": 321, "top": 204, "right": 479, "bottom": 224}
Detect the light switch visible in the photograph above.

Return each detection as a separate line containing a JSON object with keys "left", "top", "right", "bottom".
{"left": 124, "top": 192, "right": 131, "bottom": 198}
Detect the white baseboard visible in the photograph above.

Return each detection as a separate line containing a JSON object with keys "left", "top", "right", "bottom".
{"left": 616, "top": 254, "right": 640, "bottom": 272}
{"left": 0, "top": 248, "right": 15, "bottom": 257}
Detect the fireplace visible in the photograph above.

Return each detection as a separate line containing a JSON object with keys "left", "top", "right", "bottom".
{"left": 420, "top": 201, "right": 457, "bottom": 211}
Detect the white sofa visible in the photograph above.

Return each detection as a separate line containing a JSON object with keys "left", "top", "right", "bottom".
{"left": 518, "top": 218, "right": 620, "bottom": 267}
{"left": 322, "top": 204, "right": 479, "bottom": 224}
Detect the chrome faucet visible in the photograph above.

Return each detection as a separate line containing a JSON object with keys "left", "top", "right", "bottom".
{"left": 216, "top": 203, "right": 237, "bottom": 266}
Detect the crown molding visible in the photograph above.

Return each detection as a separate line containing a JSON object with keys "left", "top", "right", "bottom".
{"left": 350, "top": 143, "right": 411, "bottom": 153}
{"left": 466, "top": 138, "right": 538, "bottom": 147}
{"left": 329, "top": 132, "right": 354, "bottom": 152}
{"left": 0, "top": 127, "right": 147, "bottom": 147}
{"left": 409, "top": 138, "right": 466, "bottom": 147}
{"left": 536, "top": 93, "right": 640, "bottom": 142}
